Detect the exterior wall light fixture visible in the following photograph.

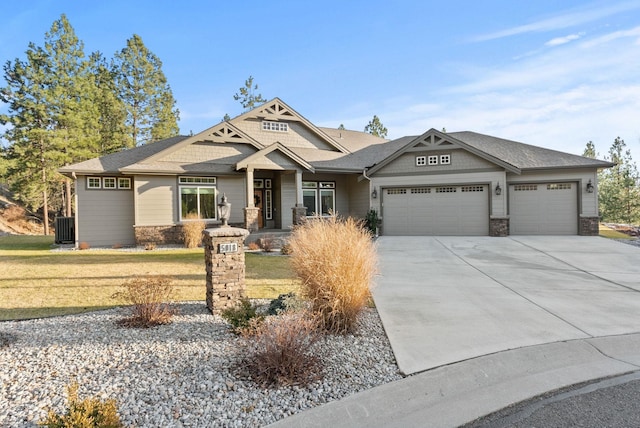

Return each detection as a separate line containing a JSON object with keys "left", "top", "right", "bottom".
{"left": 495, "top": 182, "right": 502, "bottom": 196}
{"left": 586, "top": 179, "right": 594, "bottom": 193}
{"left": 218, "top": 193, "right": 231, "bottom": 226}
{"left": 371, "top": 187, "right": 378, "bottom": 199}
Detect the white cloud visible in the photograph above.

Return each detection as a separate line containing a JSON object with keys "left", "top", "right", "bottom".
{"left": 545, "top": 33, "right": 584, "bottom": 46}
{"left": 473, "top": 1, "right": 640, "bottom": 42}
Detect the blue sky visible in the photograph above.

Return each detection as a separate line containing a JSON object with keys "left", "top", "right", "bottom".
{"left": 1, "top": 0, "right": 639, "bottom": 161}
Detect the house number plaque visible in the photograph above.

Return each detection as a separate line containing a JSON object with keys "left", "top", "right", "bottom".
{"left": 219, "top": 242, "right": 238, "bottom": 253}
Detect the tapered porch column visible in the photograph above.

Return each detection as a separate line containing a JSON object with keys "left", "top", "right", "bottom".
{"left": 244, "top": 168, "right": 259, "bottom": 232}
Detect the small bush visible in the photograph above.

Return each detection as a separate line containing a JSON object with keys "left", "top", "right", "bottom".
{"left": 241, "top": 311, "right": 322, "bottom": 387}
{"left": 144, "top": 242, "right": 156, "bottom": 251}
{"left": 40, "top": 382, "right": 123, "bottom": 428}
{"left": 258, "top": 235, "right": 275, "bottom": 252}
{"left": 112, "top": 275, "right": 176, "bottom": 328}
{"left": 288, "top": 215, "right": 377, "bottom": 334}
{"left": 78, "top": 242, "right": 90, "bottom": 250}
{"left": 280, "top": 242, "right": 293, "bottom": 255}
{"left": 182, "top": 214, "right": 206, "bottom": 248}
{"left": 267, "top": 292, "right": 305, "bottom": 315}
{"left": 247, "top": 241, "right": 260, "bottom": 251}
{"left": 221, "top": 298, "right": 264, "bottom": 334}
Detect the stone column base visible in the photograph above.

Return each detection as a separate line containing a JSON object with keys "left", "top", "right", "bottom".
{"left": 292, "top": 206, "right": 307, "bottom": 226}
{"left": 244, "top": 207, "right": 260, "bottom": 232}
{"left": 579, "top": 216, "right": 600, "bottom": 236}
{"left": 489, "top": 217, "right": 510, "bottom": 237}
{"left": 203, "top": 227, "right": 250, "bottom": 314}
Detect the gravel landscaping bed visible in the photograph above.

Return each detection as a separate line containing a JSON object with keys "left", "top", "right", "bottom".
{"left": 0, "top": 303, "right": 402, "bottom": 427}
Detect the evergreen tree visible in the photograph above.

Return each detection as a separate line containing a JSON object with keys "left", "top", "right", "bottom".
{"left": 114, "top": 34, "right": 179, "bottom": 146}
{"left": 583, "top": 141, "right": 597, "bottom": 159}
{"left": 338, "top": 124, "right": 345, "bottom": 130}
{"left": 364, "top": 115, "right": 388, "bottom": 138}
{"left": 233, "top": 75, "right": 266, "bottom": 111}
{"left": 0, "top": 43, "right": 56, "bottom": 233}
{"left": 598, "top": 137, "right": 640, "bottom": 223}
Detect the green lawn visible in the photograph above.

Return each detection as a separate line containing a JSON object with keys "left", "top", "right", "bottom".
{"left": 599, "top": 224, "right": 635, "bottom": 240}
{"left": 0, "top": 235, "right": 298, "bottom": 321}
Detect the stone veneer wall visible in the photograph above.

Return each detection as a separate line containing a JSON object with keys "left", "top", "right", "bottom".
{"left": 203, "top": 227, "right": 250, "bottom": 314}
{"left": 489, "top": 217, "right": 510, "bottom": 237}
{"left": 134, "top": 225, "right": 184, "bottom": 246}
{"left": 292, "top": 206, "right": 307, "bottom": 226}
{"left": 579, "top": 216, "right": 600, "bottom": 236}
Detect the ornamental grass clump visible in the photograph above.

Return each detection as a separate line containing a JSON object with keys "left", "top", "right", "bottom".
{"left": 112, "top": 275, "right": 177, "bottom": 328}
{"left": 241, "top": 311, "right": 322, "bottom": 387}
{"left": 182, "top": 214, "right": 206, "bottom": 248}
{"left": 288, "top": 215, "right": 377, "bottom": 334}
{"left": 40, "top": 382, "right": 123, "bottom": 428}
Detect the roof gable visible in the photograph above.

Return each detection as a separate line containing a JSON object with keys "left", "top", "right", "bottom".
{"left": 235, "top": 143, "right": 314, "bottom": 172}
{"left": 233, "top": 98, "right": 351, "bottom": 154}
{"left": 367, "top": 129, "right": 521, "bottom": 176}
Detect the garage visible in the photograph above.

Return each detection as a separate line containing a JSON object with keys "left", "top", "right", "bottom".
{"left": 382, "top": 185, "right": 489, "bottom": 235}
{"left": 509, "top": 182, "right": 578, "bottom": 235}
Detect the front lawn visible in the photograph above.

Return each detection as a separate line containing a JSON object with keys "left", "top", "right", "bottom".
{"left": 0, "top": 235, "right": 298, "bottom": 321}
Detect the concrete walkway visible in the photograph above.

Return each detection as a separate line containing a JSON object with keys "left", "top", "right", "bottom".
{"left": 270, "top": 236, "right": 640, "bottom": 427}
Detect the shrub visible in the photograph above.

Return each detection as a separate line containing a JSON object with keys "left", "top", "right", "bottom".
{"left": 78, "top": 242, "right": 90, "bottom": 250}
{"left": 280, "top": 242, "right": 293, "bottom": 255}
{"left": 267, "top": 292, "right": 305, "bottom": 315}
{"left": 144, "top": 242, "right": 156, "bottom": 251}
{"left": 221, "top": 297, "right": 264, "bottom": 334}
{"left": 258, "top": 235, "right": 275, "bottom": 252}
{"left": 40, "top": 382, "right": 123, "bottom": 428}
{"left": 240, "top": 311, "right": 322, "bottom": 387}
{"left": 288, "top": 215, "right": 377, "bottom": 334}
{"left": 112, "top": 275, "right": 176, "bottom": 328}
{"left": 182, "top": 214, "right": 206, "bottom": 248}
{"left": 247, "top": 241, "right": 260, "bottom": 251}
{"left": 365, "top": 209, "right": 379, "bottom": 236}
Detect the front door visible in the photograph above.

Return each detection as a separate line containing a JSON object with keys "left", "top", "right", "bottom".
{"left": 253, "top": 189, "right": 264, "bottom": 229}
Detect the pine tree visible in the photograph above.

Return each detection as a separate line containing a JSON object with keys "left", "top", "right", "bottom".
{"left": 233, "top": 75, "right": 266, "bottom": 111}
{"left": 364, "top": 115, "right": 388, "bottom": 138}
{"left": 114, "top": 34, "right": 179, "bottom": 146}
{"left": 598, "top": 137, "right": 640, "bottom": 223}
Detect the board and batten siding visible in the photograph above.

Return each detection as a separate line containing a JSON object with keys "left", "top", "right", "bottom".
{"left": 76, "top": 176, "right": 135, "bottom": 246}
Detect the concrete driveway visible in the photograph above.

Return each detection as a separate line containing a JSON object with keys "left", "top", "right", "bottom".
{"left": 373, "top": 236, "right": 640, "bottom": 375}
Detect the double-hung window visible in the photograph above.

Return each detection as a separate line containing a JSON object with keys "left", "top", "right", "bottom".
{"left": 179, "top": 176, "right": 217, "bottom": 220}
{"left": 303, "top": 181, "right": 335, "bottom": 216}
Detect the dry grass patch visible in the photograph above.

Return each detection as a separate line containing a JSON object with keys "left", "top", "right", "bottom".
{"left": 288, "top": 216, "right": 377, "bottom": 334}
{"left": 0, "top": 236, "right": 299, "bottom": 320}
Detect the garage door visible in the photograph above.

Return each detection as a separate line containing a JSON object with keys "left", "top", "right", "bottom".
{"left": 509, "top": 183, "right": 578, "bottom": 235}
{"left": 382, "top": 185, "right": 489, "bottom": 235}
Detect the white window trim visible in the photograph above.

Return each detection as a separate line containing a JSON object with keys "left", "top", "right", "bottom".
{"left": 428, "top": 155, "right": 438, "bottom": 165}
{"left": 87, "top": 177, "right": 101, "bottom": 189}
{"left": 262, "top": 121, "right": 289, "bottom": 132}
{"left": 179, "top": 176, "right": 216, "bottom": 184}
{"left": 118, "top": 177, "right": 131, "bottom": 189}
{"left": 303, "top": 181, "right": 335, "bottom": 217}
{"left": 179, "top": 184, "right": 218, "bottom": 221}
{"left": 440, "top": 154, "right": 451, "bottom": 165}
{"left": 416, "top": 156, "right": 427, "bottom": 166}
{"left": 103, "top": 177, "right": 116, "bottom": 189}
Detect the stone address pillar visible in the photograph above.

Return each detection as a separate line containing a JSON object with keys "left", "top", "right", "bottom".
{"left": 203, "top": 227, "right": 250, "bottom": 314}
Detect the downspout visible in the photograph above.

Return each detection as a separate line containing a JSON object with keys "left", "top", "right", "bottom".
{"left": 71, "top": 172, "right": 79, "bottom": 248}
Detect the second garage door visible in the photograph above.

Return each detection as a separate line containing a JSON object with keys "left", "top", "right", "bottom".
{"left": 382, "top": 185, "right": 489, "bottom": 235}
{"left": 509, "top": 182, "right": 578, "bottom": 235}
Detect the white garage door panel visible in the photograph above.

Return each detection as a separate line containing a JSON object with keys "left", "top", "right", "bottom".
{"left": 510, "top": 183, "right": 578, "bottom": 235}
{"left": 383, "top": 185, "right": 489, "bottom": 236}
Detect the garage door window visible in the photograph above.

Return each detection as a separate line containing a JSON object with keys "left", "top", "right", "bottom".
{"left": 435, "top": 187, "right": 456, "bottom": 193}
{"left": 514, "top": 184, "right": 538, "bottom": 191}
{"left": 547, "top": 183, "right": 572, "bottom": 190}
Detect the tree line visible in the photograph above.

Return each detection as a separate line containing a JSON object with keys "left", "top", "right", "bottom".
{"left": 584, "top": 138, "right": 640, "bottom": 224}
{"left": 0, "top": 15, "right": 179, "bottom": 233}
